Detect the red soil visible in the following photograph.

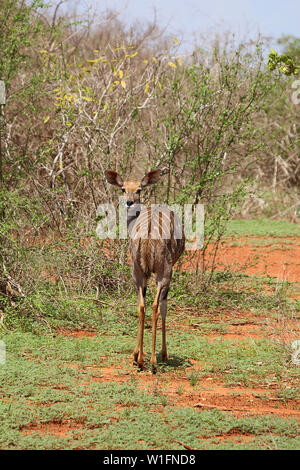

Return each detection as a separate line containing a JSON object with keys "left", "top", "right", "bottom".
{"left": 21, "top": 420, "right": 83, "bottom": 438}
{"left": 186, "top": 236, "right": 300, "bottom": 283}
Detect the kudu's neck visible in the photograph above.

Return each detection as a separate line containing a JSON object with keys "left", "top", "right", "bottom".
{"left": 127, "top": 203, "right": 142, "bottom": 235}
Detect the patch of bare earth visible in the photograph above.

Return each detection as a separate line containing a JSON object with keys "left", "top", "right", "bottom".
{"left": 21, "top": 420, "right": 83, "bottom": 437}
{"left": 185, "top": 236, "right": 300, "bottom": 284}
{"left": 57, "top": 330, "right": 97, "bottom": 338}
{"left": 55, "top": 353, "right": 300, "bottom": 420}
{"left": 199, "top": 430, "right": 255, "bottom": 445}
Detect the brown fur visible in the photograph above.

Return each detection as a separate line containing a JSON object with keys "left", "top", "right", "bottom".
{"left": 104, "top": 169, "right": 185, "bottom": 372}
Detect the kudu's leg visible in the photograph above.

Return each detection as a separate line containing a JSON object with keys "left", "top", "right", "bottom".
{"left": 133, "top": 285, "right": 146, "bottom": 369}
{"left": 160, "top": 294, "right": 168, "bottom": 363}
{"left": 151, "top": 281, "right": 170, "bottom": 372}
{"left": 150, "top": 285, "right": 161, "bottom": 372}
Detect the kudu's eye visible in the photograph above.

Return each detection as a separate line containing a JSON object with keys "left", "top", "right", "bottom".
{"left": 135, "top": 189, "right": 141, "bottom": 194}
{"left": 121, "top": 188, "right": 126, "bottom": 193}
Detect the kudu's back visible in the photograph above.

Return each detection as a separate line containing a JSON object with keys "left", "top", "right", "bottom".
{"left": 129, "top": 206, "right": 185, "bottom": 277}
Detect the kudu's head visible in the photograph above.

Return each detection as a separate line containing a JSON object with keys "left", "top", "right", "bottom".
{"left": 104, "top": 169, "right": 161, "bottom": 208}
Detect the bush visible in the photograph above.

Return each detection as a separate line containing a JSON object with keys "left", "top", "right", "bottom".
{"left": 0, "top": 1, "right": 299, "bottom": 328}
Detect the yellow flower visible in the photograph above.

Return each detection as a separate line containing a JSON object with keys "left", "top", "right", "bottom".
{"left": 125, "top": 52, "right": 138, "bottom": 58}
{"left": 87, "top": 58, "right": 100, "bottom": 64}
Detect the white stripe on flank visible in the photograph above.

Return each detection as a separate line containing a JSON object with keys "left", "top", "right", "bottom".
{"left": 131, "top": 206, "right": 183, "bottom": 241}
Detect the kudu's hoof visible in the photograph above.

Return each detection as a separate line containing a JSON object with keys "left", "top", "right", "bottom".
{"left": 137, "top": 362, "right": 145, "bottom": 371}
{"left": 133, "top": 352, "right": 138, "bottom": 364}
{"left": 133, "top": 352, "right": 145, "bottom": 371}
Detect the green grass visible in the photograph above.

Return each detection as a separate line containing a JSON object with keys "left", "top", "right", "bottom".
{"left": 0, "top": 217, "right": 299, "bottom": 449}
{"left": 0, "top": 329, "right": 299, "bottom": 450}
{"left": 225, "top": 219, "right": 300, "bottom": 237}
{"left": 228, "top": 237, "right": 298, "bottom": 248}
{"left": 170, "top": 270, "right": 300, "bottom": 314}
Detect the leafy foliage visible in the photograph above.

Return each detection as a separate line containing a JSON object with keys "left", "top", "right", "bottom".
{"left": 267, "top": 48, "right": 299, "bottom": 75}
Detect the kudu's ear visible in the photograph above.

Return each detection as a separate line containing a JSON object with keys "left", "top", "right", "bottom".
{"left": 140, "top": 169, "right": 161, "bottom": 188}
{"left": 104, "top": 170, "right": 124, "bottom": 188}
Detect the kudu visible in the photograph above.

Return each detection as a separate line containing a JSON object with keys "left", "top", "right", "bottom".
{"left": 104, "top": 169, "right": 185, "bottom": 372}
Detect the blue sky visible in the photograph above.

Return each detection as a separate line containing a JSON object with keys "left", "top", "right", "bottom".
{"left": 61, "top": 0, "right": 300, "bottom": 51}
